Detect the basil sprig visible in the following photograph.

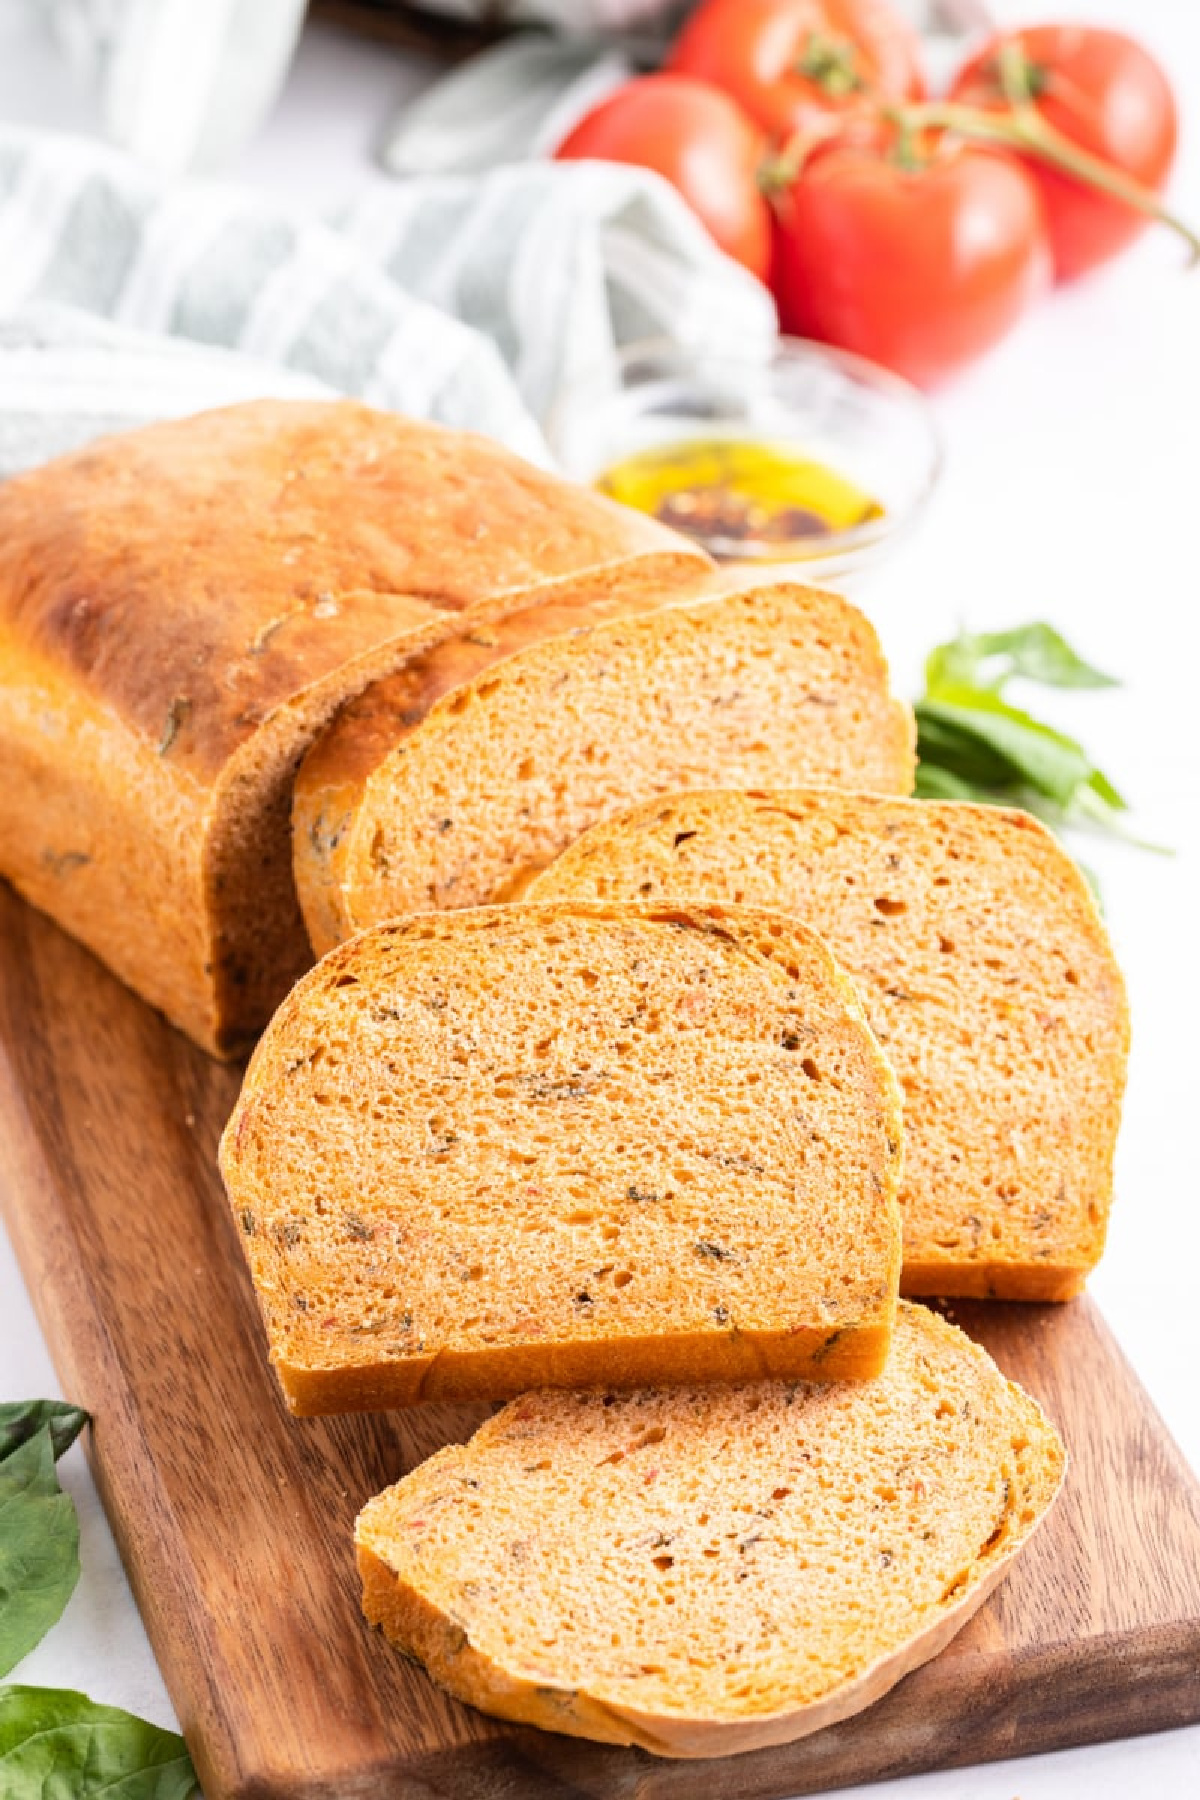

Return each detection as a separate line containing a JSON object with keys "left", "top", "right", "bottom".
{"left": 0, "top": 1399, "right": 198, "bottom": 1790}
{"left": 914, "top": 623, "right": 1162, "bottom": 853}
{"left": 0, "top": 1402, "right": 88, "bottom": 1676}
{"left": 0, "top": 1687, "right": 197, "bottom": 1798}
{"left": 923, "top": 621, "right": 1119, "bottom": 695}
{"left": 0, "top": 1401, "right": 89, "bottom": 1467}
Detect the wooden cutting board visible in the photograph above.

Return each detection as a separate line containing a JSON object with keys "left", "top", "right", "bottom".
{"left": 3, "top": 881, "right": 1200, "bottom": 1800}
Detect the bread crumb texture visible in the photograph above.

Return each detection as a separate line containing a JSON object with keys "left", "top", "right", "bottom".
{"left": 294, "top": 579, "right": 915, "bottom": 953}
{"left": 356, "top": 1302, "right": 1064, "bottom": 1757}
{"left": 531, "top": 790, "right": 1129, "bottom": 1300}
{"left": 220, "top": 901, "right": 903, "bottom": 1410}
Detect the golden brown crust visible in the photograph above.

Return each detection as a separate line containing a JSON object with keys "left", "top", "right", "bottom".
{"left": 279, "top": 1318, "right": 895, "bottom": 1415}
{"left": 293, "top": 576, "right": 916, "bottom": 957}
{"left": 0, "top": 400, "right": 695, "bottom": 779}
{"left": 0, "top": 400, "right": 705, "bottom": 1054}
{"left": 900, "top": 1261, "right": 1089, "bottom": 1302}
{"left": 0, "top": 639, "right": 215, "bottom": 1039}
{"left": 359, "top": 1537, "right": 1020, "bottom": 1757}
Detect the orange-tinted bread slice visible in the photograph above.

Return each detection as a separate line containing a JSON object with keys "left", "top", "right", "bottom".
{"left": 357, "top": 1302, "right": 1064, "bottom": 1758}
{"left": 219, "top": 901, "right": 903, "bottom": 1412}
{"left": 531, "top": 788, "right": 1129, "bottom": 1299}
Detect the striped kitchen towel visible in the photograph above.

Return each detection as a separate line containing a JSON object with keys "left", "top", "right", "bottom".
{"left": 42, "top": 0, "right": 685, "bottom": 177}
{"left": 0, "top": 123, "right": 775, "bottom": 478}
{"left": 379, "top": 31, "right": 647, "bottom": 179}
{"left": 47, "top": 0, "right": 310, "bottom": 176}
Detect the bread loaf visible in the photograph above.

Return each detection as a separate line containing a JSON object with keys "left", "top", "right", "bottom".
{"left": 219, "top": 901, "right": 903, "bottom": 1412}
{"left": 0, "top": 400, "right": 703, "bottom": 1055}
{"left": 293, "top": 573, "right": 915, "bottom": 956}
{"left": 531, "top": 788, "right": 1129, "bottom": 1299}
{"left": 356, "top": 1301, "right": 1064, "bottom": 1758}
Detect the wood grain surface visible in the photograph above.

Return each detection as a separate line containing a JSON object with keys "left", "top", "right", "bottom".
{"left": 2, "top": 879, "right": 1200, "bottom": 1799}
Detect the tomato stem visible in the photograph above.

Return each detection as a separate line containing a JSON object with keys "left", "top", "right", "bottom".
{"left": 758, "top": 117, "right": 842, "bottom": 197}
{"left": 891, "top": 96, "right": 1200, "bottom": 266}
{"left": 888, "top": 116, "right": 925, "bottom": 173}
{"left": 795, "top": 32, "right": 863, "bottom": 99}
{"left": 995, "top": 41, "right": 1046, "bottom": 109}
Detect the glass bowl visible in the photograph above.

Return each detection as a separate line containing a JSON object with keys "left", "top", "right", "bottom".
{"left": 548, "top": 336, "right": 943, "bottom": 584}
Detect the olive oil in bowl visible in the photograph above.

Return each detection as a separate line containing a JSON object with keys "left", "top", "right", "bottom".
{"left": 597, "top": 436, "right": 884, "bottom": 562}
{"left": 549, "top": 339, "right": 943, "bottom": 584}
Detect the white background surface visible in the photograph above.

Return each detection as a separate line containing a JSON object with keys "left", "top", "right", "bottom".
{"left": 1, "top": 1, "right": 1199, "bottom": 1794}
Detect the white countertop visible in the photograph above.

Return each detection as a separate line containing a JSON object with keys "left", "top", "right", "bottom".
{"left": 2, "top": 1, "right": 1199, "bottom": 1794}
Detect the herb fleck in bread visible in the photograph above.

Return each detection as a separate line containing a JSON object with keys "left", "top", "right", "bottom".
{"left": 292, "top": 575, "right": 915, "bottom": 956}
{"left": 219, "top": 901, "right": 903, "bottom": 1412}
{"left": 0, "top": 400, "right": 703, "bottom": 1055}
{"left": 356, "top": 1301, "right": 1064, "bottom": 1758}
{"left": 531, "top": 789, "right": 1129, "bottom": 1299}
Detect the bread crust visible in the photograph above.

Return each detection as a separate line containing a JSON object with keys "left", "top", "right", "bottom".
{"left": 0, "top": 400, "right": 704, "bottom": 1055}
{"left": 293, "top": 574, "right": 916, "bottom": 956}
{"left": 220, "top": 900, "right": 904, "bottom": 1410}
{"left": 276, "top": 1318, "right": 896, "bottom": 1415}
{"left": 357, "top": 1304, "right": 1065, "bottom": 1758}
{"left": 899, "top": 1260, "right": 1088, "bottom": 1302}
{"left": 0, "top": 400, "right": 691, "bottom": 777}
{"left": 357, "top": 1535, "right": 1019, "bottom": 1756}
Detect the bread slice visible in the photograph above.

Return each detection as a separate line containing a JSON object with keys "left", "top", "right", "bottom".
{"left": 0, "top": 399, "right": 703, "bottom": 1055}
{"left": 356, "top": 1301, "right": 1065, "bottom": 1758}
{"left": 292, "top": 574, "right": 915, "bottom": 957}
{"left": 219, "top": 901, "right": 903, "bottom": 1413}
{"left": 530, "top": 789, "right": 1129, "bottom": 1300}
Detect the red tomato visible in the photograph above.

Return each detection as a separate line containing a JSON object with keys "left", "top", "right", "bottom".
{"left": 555, "top": 74, "right": 771, "bottom": 280}
{"left": 771, "top": 135, "right": 1050, "bottom": 386}
{"left": 669, "top": 0, "right": 924, "bottom": 144}
{"left": 951, "top": 25, "right": 1178, "bottom": 282}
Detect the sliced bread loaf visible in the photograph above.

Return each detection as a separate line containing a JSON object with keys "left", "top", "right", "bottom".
{"left": 219, "top": 901, "right": 903, "bottom": 1412}
{"left": 292, "top": 574, "right": 915, "bottom": 957}
{"left": 530, "top": 789, "right": 1129, "bottom": 1300}
{"left": 356, "top": 1301, "right": 1065, "bottom": 1758}
{"left": 0, "top": 399, "right": 703, "bottom": 1055}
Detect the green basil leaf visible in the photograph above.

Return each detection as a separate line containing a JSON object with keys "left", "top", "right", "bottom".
{"left": 912, "top": 761, "right": 995, "bottom": 802}
{"left": 1085, "top": 766, "right": 1128, "bottom": 813}
{"left": 924, "top": 633, "right": 983, "bottom": 694}
{"left": 912, "top": 763, "right": 1036, "bottom": 809}
{"left": 0, "top": 1686, "right": 197, "bottom": 1797}
{"left": 0, "top": 1403, "right": 88, "bottom": 1467}
{"left": 0, "top": 1430, "right": 80, "bottom": 1676}
{"left": 916, "top": 690, "right": 1093, "bottom": 807}
{"left": 914, "top": 619, "right": 1163, "bottom": 890}
{"left": 926, "top": 623, "right": 1119, "bottom": 695}
{"left": 914, "top": 706, "right": 1023, "bottom": 791}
